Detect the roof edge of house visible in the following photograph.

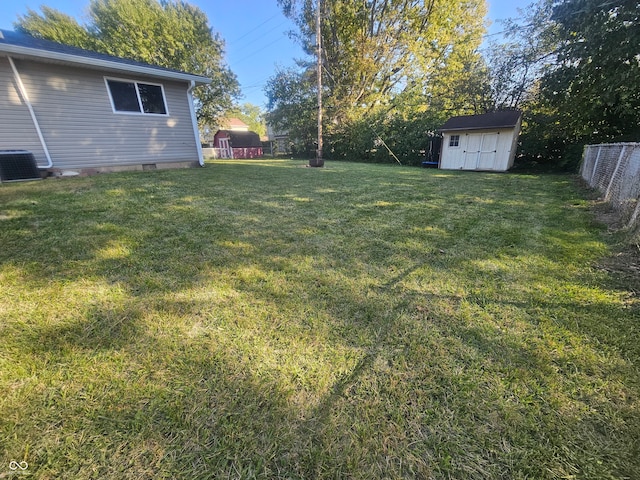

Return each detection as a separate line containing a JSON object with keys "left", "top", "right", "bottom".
{"left": 0, "top": 32, "right": 211, "bottom": 85}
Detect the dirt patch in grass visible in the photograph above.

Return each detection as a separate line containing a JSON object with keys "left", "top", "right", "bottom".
{"left": 597, "top": 244, "right": 640, "bottom": 298}
{"left": 590, "top": 196, "right": 640, "bottom": 295}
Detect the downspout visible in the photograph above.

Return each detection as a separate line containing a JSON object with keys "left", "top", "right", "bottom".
{"left": 8, "top": 56, "right": 53, "bottom": 168}
{"left": 187, "top": 80, "right": 205, "bottom": 167}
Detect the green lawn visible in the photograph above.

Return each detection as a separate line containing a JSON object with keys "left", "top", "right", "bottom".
{"left": 1, "top": 159, "right": 638, "bottom": 479}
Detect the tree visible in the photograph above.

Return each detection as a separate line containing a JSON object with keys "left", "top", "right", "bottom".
{"left": 423, "top": 49, "right": 493, "bottom": 116}
{"left": 281, "top": 0, "right": 486, "bottom": 122}
{"left": 227, "top": 103, "right": 267, "bottom": 138}
{"left": 271, "top": 0, "right": 488, "bottom": 163}
{"left": 492, "top": 0, "right": 640, "bottom": 170}
{"left": 482, "top": 1, "right": 559, "bottom": 112}
{"left": 14, "top": 6, "right": 95, "bottom": 49}
{"left": 265, "top": 67, "right": 318, "bottom": 156}
{"left": 541, "top": 0, "right": 640, "bottom": 142}
{"left": 16, "top": 0, "right": 239, "bottom": 127}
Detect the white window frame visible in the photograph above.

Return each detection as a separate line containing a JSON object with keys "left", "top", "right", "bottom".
{"left": 449, "top": 134, "right": 460, "bottom": 147}
{"left": 104, "top": 77, "right": 169, "bottom": 116}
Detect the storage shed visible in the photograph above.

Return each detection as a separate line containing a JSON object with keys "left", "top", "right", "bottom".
{"left": 213, "top": 130, "right": 263, "bottom": 159}
{"left": 0, "top": 29, "right": 210, "bottom": 175}
{"left": 439, "top": 111, "right": 522, "bottom": 172}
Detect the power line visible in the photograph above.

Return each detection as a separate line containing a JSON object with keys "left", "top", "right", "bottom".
{"left": 228, "top": 13, "right": 280, "bottom": 44}
{"left": 231, "top": 35, "right": 290, "bottom": 65}
{"left": 229, "top": 20, "right": 289, "bottom": 53}
{"left": 242, "top": 82, "right": 268, "bottom": 91}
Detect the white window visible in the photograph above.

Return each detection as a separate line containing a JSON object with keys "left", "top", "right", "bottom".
{"left": 449, "top": 135, "right": 460, "bottom": 147}
{"left": 105, "top": 78, "right": 168, "bottom": 115}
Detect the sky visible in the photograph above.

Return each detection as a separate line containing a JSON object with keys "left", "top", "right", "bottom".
{"left": 0, "top": 0, "right": 529, "bottom": 108}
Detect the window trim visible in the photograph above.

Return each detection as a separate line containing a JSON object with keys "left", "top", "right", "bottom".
{"left": 104, "top": 77, "right": 169, "bottom": 116}
{"left": 449, "top": 134, "right": 460, "bottom": 147}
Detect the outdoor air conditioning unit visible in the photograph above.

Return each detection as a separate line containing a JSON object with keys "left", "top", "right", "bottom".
{"left": 0, "top": 150, "right": 41, "bottom": 182}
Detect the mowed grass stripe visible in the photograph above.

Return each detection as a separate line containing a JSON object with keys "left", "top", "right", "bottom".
{"left": 0, "top": 160, "right": 638, "bottom": 479}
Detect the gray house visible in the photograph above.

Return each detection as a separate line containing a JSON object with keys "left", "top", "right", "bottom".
{"left": 0, "top": 30, "right": 210, "bottom": 175}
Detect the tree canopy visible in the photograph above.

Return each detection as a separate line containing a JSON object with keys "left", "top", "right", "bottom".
{"left": 541, "top": 0, "right": 640, "bottom": 141}
{"left": 268, "top": 0, "right": 487, "bottom": 163}
{"left": 487, "top": 0, "right": 640, "bottom": 169}
{"left": 227, "top": 103, "right": 267, "bottom": 138}
{"left": 16, "top": 0, "right": 240, "bottom": 127}
{"left": 266, "top": 67, "right": 318, "bottom": 153}
{"left": 268, "top": 0, "right": 639, "bottom": 169}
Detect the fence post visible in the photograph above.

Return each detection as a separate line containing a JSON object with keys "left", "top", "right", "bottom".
{"left": 580, "top": 145, "right": 590, "bottom": 179}
{"left": 604, "top": 145, "right": 627, "bottom": 201}
{"left": 579, "top": 145, "right": 588, "bottom": 178}
{"left": 627, "top": 195, "right": 640, "bottom": 230}
{"left": 589, "top": 145, "right": 603, "bottom": 186}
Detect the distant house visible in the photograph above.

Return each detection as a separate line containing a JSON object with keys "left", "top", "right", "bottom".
{"left": 267, "top": 124, "right": 291, "bottom": 156}
{"left": 439, "top": 111, "right": 522, "bottom": 172}
{"left": 0, "top": 30, "right": 211, "bottom": 175}
{"left": 201, "top": 117, "right": 248, "bottom": 147}
{"left": 213, "top": 130, "right": 263, "bottom": 159}
{"left": 201, "top": 117, "right": 263, "bottom": 159}
{"left": 224, "top": 118, "right": 250, "bottom": 132}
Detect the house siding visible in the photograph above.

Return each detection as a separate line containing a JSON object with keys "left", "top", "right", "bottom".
{"left": 0, "top": 57, "right": 47, "bottom": 162}
{"left": 0, "top": 57, "right": 199, "bottom": 169}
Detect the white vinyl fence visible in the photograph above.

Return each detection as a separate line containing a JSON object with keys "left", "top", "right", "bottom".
{"left": 580, "top": 143, "right": 640, "bottom": 229}
{"left": 202, "top": 147, "right": 226, "bottom": 159}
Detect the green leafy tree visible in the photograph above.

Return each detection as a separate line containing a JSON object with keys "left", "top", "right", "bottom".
{"left": 473, "top": 1, "right": 567, "bottom": 169}
{"left": 281, "top": 0, "right": 486, "bottom": 122}
{"left": 16, "top": 0, "right": 239, "bottom": 127}
{"left": 15, "top": 6, "right": 95, "bottom": 49}
{"left": 424, "top": 49, "right": 493, "bottom": 116}
{"left": 492, "top": 0, "right": 640, "bottom": 170}
{"left": 227, "top": 103, "right": 267, "bottom": 138}
{"left": 265, "top": 67, "right": 318, "bottom": 155}
{"left": 517, "top": 87, "right": 587, "bottom": 170}
{"left": 483, "top": 1, "right": 559, "bottom": 111}
{"left": 541, "top": 0, "right": 640, "bottom": 142}
{"left": 271, "top": 0, "right": 487, "bottom": 162}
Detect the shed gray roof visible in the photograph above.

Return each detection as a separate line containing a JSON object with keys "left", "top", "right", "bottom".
{"left": 440, "top": 111, "right": 522, "bottom": 132}
{"left": 218, "top": 130, "right": 262, "bottom": 148}
{"left": 0, "top": 29, "right": 210, "bottom": 85}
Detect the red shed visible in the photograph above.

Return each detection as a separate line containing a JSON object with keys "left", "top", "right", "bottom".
{"left": 213, "top": 130, "right": 263, "bottom": 159}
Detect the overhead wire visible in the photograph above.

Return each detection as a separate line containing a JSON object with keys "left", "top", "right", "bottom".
{"left": 232, "top": 36, "right": 291, "bottom": 66}
{"left": 228, "top": 13, "right": 280, "bottom": 44}
{"left": 221, "top": 12, "right": 299, "bottom": 102}
{"left": 229, "top": 20, "right": 289, "bottom": 53}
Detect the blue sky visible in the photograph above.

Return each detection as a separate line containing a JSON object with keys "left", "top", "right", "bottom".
{"left": 0, "top": 0, "right": 529, "bottom": 108}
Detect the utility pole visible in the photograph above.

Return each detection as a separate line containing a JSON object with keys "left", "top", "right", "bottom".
{"left": 311, "top": 0, "right": 324, "bottom": 167}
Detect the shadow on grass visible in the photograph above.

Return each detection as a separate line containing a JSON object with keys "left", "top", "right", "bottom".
{"left": 23, "top": 301, "right": 144, "bottom": 353}
{"left": 1, "top": 162, "right": 639, "bottom": 479}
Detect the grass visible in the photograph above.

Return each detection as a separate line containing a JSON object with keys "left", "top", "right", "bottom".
{"left": 0, "top": 159, "right": 638, "bottom": 479}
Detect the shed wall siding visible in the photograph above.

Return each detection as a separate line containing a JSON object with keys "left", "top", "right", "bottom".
{"left": 1, "top": 57, "right": 199, "bottom": 169}
{"left": 0, "top": 57, "right": 47, "bottom": 164}
{"left": 440, "top": 128, "right": 517, "bottom": 171}
{"left": 506, "top": 117, "right": 523, "bottom": 170}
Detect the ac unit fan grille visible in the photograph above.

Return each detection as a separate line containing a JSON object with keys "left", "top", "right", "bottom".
{"left": 0, "top": 150, "right": 41, "bottom": 182}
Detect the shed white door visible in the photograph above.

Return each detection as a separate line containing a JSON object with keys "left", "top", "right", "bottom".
{"left": 463, "top": 133, "right": 499, "bottom": 170}
{"left": 463, "top": 134, "right": 482, "bottom": 169}
{"left": 219, "top": 138, "right": 233, "bottom": 158}
{"left": 478, "top": 133, "right": 499, "bottom": 170}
